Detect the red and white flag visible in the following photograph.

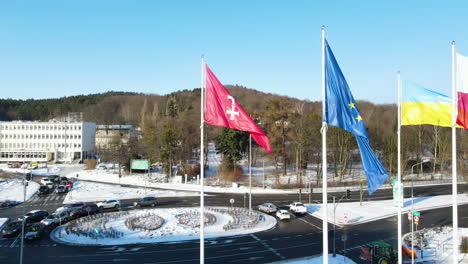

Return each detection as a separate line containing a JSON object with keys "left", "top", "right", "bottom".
{"left": 204, "top": 65, "right": 272, "bottom": 153}
{"left": 457, "top": 53, "right": 468, "bottom": 130}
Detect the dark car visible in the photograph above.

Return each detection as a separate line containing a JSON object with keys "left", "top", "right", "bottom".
{"left": 2, "top": 221, "right": 24, "bottom": 237}
{"left": 134, "top": 197, "right": 158, "bottom": 208}
{"left": 59, "top": 176, "right": 68, "bottom": 183}
{"left": 48, "top": 175, "right": 60, "bottom": 183}
{"left": 1, "top": 200, "right": 20, "bottom": 209}
{"left": 24, "top": 223, "right": 45, "bottom": 241}
{"left": 56, "top": 185, "right": 67, "bottom": 194}
{"left": 38, "top": 185, "right": 52, "bottom": 196}
{"left": 69, "top": 204, "right": 100, "bottom": 219}
{"left": 18, "top": 210, "right": 49, "bottom": 223}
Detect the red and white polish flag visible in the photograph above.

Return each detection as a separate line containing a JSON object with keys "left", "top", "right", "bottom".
{"left": 457, "top": 53, "right": 468, "bottom": 130}
{"left": 204, "top": 65, "right": 272, "bottom": 153}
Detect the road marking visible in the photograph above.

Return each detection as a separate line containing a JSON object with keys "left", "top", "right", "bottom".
{"left": 250, "top": 234, "right": 285, "bottom": 259}
{"left": 296, "top": 217, "right": 323, "bottom": 230}
{"left": 9, "top": 234, "right": 20, "bottom": 248}
{"left": 229, "top": 256, "right": 264, "bottom": 262}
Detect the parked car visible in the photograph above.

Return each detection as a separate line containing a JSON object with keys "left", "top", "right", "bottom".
{"left": 18, "top": 210, "right": 49, "bottom": 223}
{"left": 38, "top": 185, "right": 52, "bottom": 196}
{"left": 134, "top": 197, "right": 157, "bottom": 208}
{"left": 41, "top": 211, "right": 70, "bottom": 227}
{"left": 2, "top": 221, "right": 24, "bottom": 237}
{"left": 276, "top": 209, "right": 291, "bottom": 220}
{"left": 24, "top": 223, "right": 45, "bottom": 241}
{"left": 56, "top": 185, "right": 67, "bottom": 194}
{"left": 97, "top": 200, "right": 121, "bottom": 210}
{"left": 69, "top": 204, "right": 100, "bottom": 218}
{"left": 55, "top": 202, "right": 86, "bottom": 214}
{"left": 258, "top": 203, "right": 278, "bottom": 214}
{"left": 289, "top": 202, "right": 307, "bottom": 215}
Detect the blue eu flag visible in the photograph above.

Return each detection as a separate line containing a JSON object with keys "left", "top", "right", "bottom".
{"left": 324, "top": 40, "right": 388, "bottom": 195}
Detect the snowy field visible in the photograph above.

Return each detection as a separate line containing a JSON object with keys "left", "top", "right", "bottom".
{"left": 307, "top": 194, "right": 468, "bottom": 226}
{"left": 52, "top": 207, "right": 276, "bottom": 245}
{"left": 63, "top": 181, "right": 200, "bottom": 203}
{"left": 66, "top": 169, "right": 291, "bottom": 194}
{"left": 0, "top": 178, "right": 40, "bottom": 202}
{"left": 271, "top": 254, "right": 355, "bottom": 264}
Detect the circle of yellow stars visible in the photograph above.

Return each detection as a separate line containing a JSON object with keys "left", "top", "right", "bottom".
{"left": 348, "top": 102, "right": 362, "bottom": 122}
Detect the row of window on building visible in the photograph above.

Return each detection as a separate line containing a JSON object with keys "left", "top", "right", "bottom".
{"left": 0, "top": 124, "right": 82, "bottom": 131}
{"left": 0, "top": 133, "right": 82, "bottom": 140}
{"left": 0, "top": 142, "right": 81, "bottom": 149}
{"left": 0, "top": 152, "right": 47, "bottom": 159}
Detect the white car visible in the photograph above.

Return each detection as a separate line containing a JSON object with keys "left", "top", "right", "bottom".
{"left": 276, "top": 209, "right": 291, "bottom": 220}
{"left": 258, "top": 203, "right": 278, "bottom": 214}
{"left": 45, "top": 182, "right": 55, "bottom": 190}
{"left": 41, "top": 211, "right": 70, "bottom": 227}
{"left": 289, "top": 202, "right": 307, "bottom": 215}
{"left": 97, "top": 200, "right": 120, "bottom": 209}
{"left": 40, "top": 178, "right": 51, "bottom": 185}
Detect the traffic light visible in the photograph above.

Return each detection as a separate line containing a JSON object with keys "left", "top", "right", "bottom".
{"left": 346, "top": 189, "right": 351, "bottom": 200}
{"left": 25, "top": 172, "right": 32, "bottom": 181}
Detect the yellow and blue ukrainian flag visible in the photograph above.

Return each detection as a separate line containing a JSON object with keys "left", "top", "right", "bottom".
{"left": 324, "top": 40, "right": 388, "bottom": 195}
{"left": 402, "top": 81, "right": 457, "bottom": 127}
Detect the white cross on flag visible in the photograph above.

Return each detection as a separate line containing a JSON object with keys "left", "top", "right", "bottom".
{"left": 204, "top": 64, "right": 272, "bottom": 153}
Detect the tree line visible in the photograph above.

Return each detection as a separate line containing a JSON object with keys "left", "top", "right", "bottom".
{"left": 1, "top": 86, "right": 466, "bottom": 184}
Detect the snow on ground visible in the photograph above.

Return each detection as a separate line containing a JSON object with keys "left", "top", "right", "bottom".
{"left": 0, "top": 178, "right": 40, "bottom": 202}
{"left": 63, "top": 181, "right": 200, "bottom": 203}
{"left": 52, "top": 207, "right": 276, "bottom": 245}
{"left": 307, "top": 194, "right": 468, "bottom": 226}
{"left": 66, "top": 169, "right": 292, "bottom": 194}
{"left": 0, "top": 218, "right": 8, "bottom": 230}
{"left": 271, "top": 254, "right": 355, "bottom": 264}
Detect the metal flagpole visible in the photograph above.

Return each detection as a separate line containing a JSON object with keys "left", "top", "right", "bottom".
{"left": 397, "top": 71, "right": 403, "bottom": 264}
{"left": 451, "top": 41, "right": 458, "bottom": 264}
{"left": 249, "top": 134, "right": 252, "bottom": 215}
{"left": 321, "top": 25, "right": 329, "bottom": 264}
{"left": 199, "top": 55, "right": 205, "bottom": 264}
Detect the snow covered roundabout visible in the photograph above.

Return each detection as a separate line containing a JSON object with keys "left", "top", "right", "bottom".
{"left": 51, "top": 207, "right": 276, "bottom": 245}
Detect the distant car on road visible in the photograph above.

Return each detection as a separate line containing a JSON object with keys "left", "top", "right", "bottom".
{"left": 24, "top": 223, "right": 45, "bottom": 241}
{"left": 38, "top": 185, "right": 52, "bottom": 196}
{"left": 289, "top": 202, "right": 307, "bottom": 215}
{"left": 69, "top": 204, "right": 100, "bottom": 219}
{"left": 97, "top": 200, "right": 121, "bottom": 210}
{"left": 0, "top": 200, "right": 20, "bottom": 209}
{"left": 55, "top": 202, "right": 86, "bottom": 214}
{"left": 45, "top": 182, "right": 55, "bottom": 190}
{"left": 134, "top": 197, "right": 157, "bottom": 208}
{"left": 2, "top": 221, "right": 24, "bottom": 237}
{"left": 18, "top": 210, "right": 49, "bottom": 223}
{"left": 40, "top": 178, "right": 52, "bottom": 185}
{"left": 41, "top": 211, "right": 70, "bottom": 227}
{"left": 276, "top": 209, "right": 291, "bottom": 220}
{"left": 56, "top": 185, "right": 67, "bottom": 194}
{"left": 48, "top": 175, "right": 60, "bottom": 183}
{"left": 258, "top": 203, "right": 278, "bottom": 214}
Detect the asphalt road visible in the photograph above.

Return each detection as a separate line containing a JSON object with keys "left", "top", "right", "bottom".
{"left": 0, "top": 179, "right": 466, "bottom": 264}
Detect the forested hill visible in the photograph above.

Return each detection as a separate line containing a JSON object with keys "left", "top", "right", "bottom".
{"left": 0, "top": 91, "right": 138, "bottom": 122}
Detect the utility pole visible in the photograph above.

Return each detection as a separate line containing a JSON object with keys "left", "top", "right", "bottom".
{"left": 19, "top": 173, "right": 28, "bottom": 264}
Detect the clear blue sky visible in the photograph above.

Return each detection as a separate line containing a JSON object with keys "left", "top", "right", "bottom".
{"left": 1, "top": 1, "right": 467, "bottom": 103}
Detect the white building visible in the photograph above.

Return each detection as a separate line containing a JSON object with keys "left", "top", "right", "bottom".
{"left": 0, "top": 120, "right": 96, "bottom": 163}
{"left": 95, "top": 125, "right": 134, "bottom": 150}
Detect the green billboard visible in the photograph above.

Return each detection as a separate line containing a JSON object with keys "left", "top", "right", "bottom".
{"left": 131, "top": 159, "right": 149, "bottom": 170}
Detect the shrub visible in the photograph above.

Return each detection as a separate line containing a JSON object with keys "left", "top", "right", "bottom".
{"left": 460, "top": 236, "right": 468, "bottom": 253}
{"left": 85, "top": 159, "right": 97, "bottom": 170}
